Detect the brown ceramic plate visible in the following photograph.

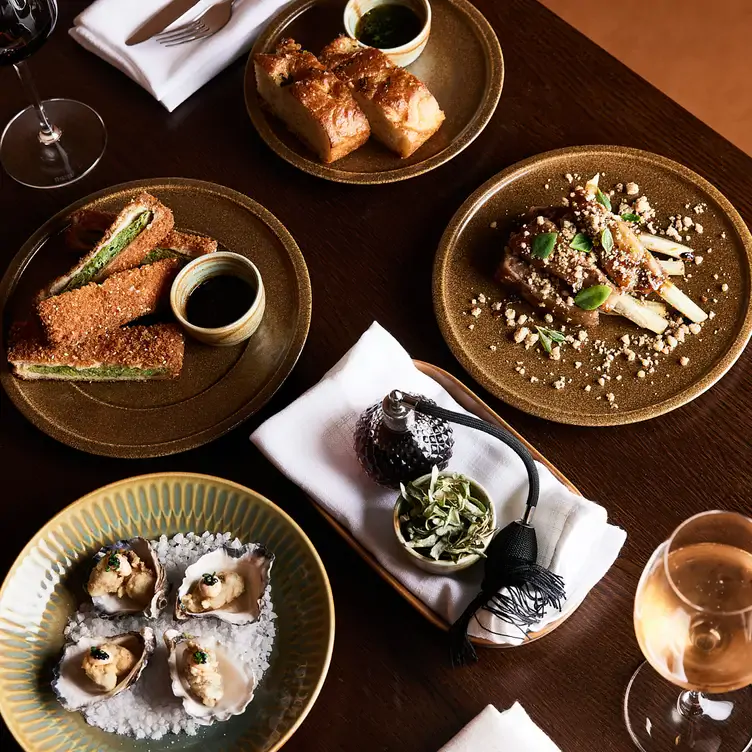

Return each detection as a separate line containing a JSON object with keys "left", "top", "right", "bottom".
{"left": 244, "top": 0, "right": 503, "bottom": 184}
{"left": 434, "top": 146, "right": 752, "bottom": 426}
{"left": 310, "top": 359, "right": 579, "bottom": 647}
{"left": 0, "top": 179, "right": 312, "bottom": 457}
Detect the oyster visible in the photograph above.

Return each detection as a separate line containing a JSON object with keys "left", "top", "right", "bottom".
{"left": 52, "top": 628, "right": 155, "bottom": 711}
{"left": 175, "top": 543, "right": 273, "bottom": 625}
{"left": 87, "top": 537, "right": 168, "bottom": 618}
{"left": 164, "top": 629, "right": 255, "bottom": 724}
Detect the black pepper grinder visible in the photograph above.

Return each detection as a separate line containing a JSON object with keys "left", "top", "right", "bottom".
{"left": 353, "top": 391, "right": 454, "bottom": 488}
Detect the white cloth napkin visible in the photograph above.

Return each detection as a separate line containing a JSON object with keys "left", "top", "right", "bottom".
{"left": 70, "top": 0, "right": 288, "bottom": 111}
{"left": 251, "top": 322, "right": 626, "bottom": 643}
{"left": 439, "top": 704, "right": 560, "bottom": 752}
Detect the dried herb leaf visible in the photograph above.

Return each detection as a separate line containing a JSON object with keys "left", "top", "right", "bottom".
{"left": 569, "top": 233, "right": 593, "bottom": 252}
{"left": 574, "top": 284, "right": 612, "bottom": 310}
{"left": 535, "top": 325, "right": 565, "bottom": 354}
{"left": 600, "top": 227, "right": 614, "bottom": 253}
{"left": 595, "top": 188, "right": 612, "bottom": 211}
{"left": 398, "top": 470, "right": 495, "bottom": 562}
{"left": 532, "top": 232, "right": 558, "bottom": 259}
{"left": 621, "top": 212, "right": 641, "bottom": 223}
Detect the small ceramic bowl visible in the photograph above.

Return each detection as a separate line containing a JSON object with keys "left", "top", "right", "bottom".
{"left": 343, "top": 0, "right": 431, "bottom": 67}
{"left": 393, "top": 471, "right": 496, "bottom": 574}
{"left": 170, "top": 252, "right": 265, "bottom": 347}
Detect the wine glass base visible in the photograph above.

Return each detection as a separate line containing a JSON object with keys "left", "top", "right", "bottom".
{"left": 0, "top": 99, "right": 106, "bottom": 189}
{"left": 624, "top": 662, "right": 752, "bottom": 751}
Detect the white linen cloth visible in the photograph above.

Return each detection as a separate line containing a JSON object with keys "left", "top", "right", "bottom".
{"left": 439, "top": 704, "right": 560, "bottom": 752}
{"left": 251, "top": 322, "right": 626, "bottom": 643}
{"left": 70, "top": 0, "right": 288, "bottom": 111}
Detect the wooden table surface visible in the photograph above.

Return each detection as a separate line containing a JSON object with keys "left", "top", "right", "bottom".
{"left": 2, "top": 1, "right": 751, "bottom": 750}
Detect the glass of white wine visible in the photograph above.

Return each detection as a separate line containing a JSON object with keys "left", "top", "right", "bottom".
{"left": 625, "top": 510, "right": 752, "bottom": 751}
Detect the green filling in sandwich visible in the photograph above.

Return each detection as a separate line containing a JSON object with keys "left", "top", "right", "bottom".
{"left": 141, "top": 247, "right": 190, "bottom": 265}
{"left": 61, "top": 211, "right": 152, "bottom": 293}
{"left": 27, "top": 365, "right": 165, "bottom": 380}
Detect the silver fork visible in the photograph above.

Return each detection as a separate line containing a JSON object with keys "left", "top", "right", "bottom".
{"left": 156, "top": 0, "right": 235, "bottom": 47}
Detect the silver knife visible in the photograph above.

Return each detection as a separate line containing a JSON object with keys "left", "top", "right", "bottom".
{"left": 125, "top": 0, "right": 205, "bottom": 45}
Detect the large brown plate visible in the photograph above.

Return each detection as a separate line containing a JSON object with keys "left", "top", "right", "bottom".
{"left": 244, "top": 0, "right": 503, "bottom": 184}
{"left": 434, "top": 146, "right": 752, "bottom": 426}
{"left": 311, "top": 360, "right": 580, "bottom": 647}
{"left": 0, "top": 179, "right": 312, "bottom": 457}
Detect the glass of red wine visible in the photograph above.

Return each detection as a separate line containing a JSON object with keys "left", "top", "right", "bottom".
{"left": 0, "top": 0, "right": 106, "bottom": 188}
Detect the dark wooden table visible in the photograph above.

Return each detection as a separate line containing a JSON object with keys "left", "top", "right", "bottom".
{"left": 2, "top": 1, "right": 752, "bottom": 750}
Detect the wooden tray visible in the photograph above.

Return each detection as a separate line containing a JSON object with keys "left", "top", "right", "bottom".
{"left": 311, "top": 360, "right": 582, "bottom": 647}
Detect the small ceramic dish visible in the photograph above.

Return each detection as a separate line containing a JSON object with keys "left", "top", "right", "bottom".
{"left": 171, "top": 251, "right": 266, "bottom": 347}
{"left": 344, "top": 0, "right": 431, "bottom": 67}
{"left": 393, "top": 471, "right": 496, "bottom": 574}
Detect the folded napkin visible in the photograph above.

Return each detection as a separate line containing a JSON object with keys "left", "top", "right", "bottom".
{"left": 70, "top": 0, "right": 288, "bottom": 111}
{"left": 251, "top": 322, "right": 626, "bottom": 643}
{"left": 439, "top": 704, "right": 560, "bottom": 752}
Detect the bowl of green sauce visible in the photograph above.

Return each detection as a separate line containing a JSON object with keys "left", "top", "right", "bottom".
{"left": 344, "top": 0, "right": 431, "bottom": 67}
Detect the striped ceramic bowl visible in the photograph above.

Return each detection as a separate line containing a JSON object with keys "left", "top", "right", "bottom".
{"left": 0, "top": 473, "right": 334, "bottom": 752}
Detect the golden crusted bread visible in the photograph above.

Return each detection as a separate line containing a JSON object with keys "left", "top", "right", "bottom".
{"left": 8, "top": 322, "right": 185, "bottom": 381}
{"left": 37, "top": 258, "right": 181, "bottom": 347}
{"left": 254, "top": 38, "right": 370, "bottom": 163}
{"left": 43, "top": 192, "right": 175, "bottom": 299}
{"left": 320, "top": 36, "right": 445, "bottom": 159}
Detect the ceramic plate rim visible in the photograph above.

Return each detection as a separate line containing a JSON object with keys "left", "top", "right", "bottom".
{"left": 0, "top": 471, "right": 335, "bottom": 752}
{"left": 244, "top": 0, "right": 504, "bottom": 184}
{"left": 0, "top": 178, "right": 313, "bottom": 457}
{"left": 433, "top": 145, "right": 752, "bottom": 426}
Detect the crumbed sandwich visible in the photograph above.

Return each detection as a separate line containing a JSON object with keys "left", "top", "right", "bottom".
{"left": 8, "top": 322, "right": 185, "bottom": 381}
{"left": 254, "top": 38, "right": 371, "bottom": 163}
{"left": 320, "top": 36, "right": 445, "bottom": 159}
{"left": 37, "top": 258, "right": 182, "bottom": 347}
{"left": 41, "top": 192, "right": 175, "bottom": 299}
{"left": 65, "top": 209, "right": 218, "bottom": 261}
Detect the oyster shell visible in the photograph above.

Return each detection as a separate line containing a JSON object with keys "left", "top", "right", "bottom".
{"left": 164, "top": 629, "right": 256, "bottom": 725}
{"left": 175, "top": 543, "right": 273, "bottom": 625}
{"left": 87, "top": 537, "right": 168, "bottom": 618}
{"left": 52, "top": 628, "right": 155, "bottom": 711}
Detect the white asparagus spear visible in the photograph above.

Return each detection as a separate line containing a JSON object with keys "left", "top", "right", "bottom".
{"left": 660, "top": 282, "right": 708, "bottom": 323}
{"left": 642, "top": 300, "right": 669, "bottom": 318}
{"left": 658, "top": 259, "right": 685, "bottom": 276}
{"left": 607, "top": 292, "right": 668, "bottom": 334}
{"left": 638, "top": 233, "right": 694, "bottom": 259}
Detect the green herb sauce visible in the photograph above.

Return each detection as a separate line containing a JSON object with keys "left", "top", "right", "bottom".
{"left": 61, "top": 210, "right": 152, "bottom": 293}
{"left": 355, "top": 4, "right": 423, "bottom": 49}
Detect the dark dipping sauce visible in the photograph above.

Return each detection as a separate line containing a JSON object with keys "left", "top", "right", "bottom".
{"left": 355, "top": 4, "right": 423, "bottom": 49}
{"left": 186, "top": 275, "right": 256, "bottom": 329}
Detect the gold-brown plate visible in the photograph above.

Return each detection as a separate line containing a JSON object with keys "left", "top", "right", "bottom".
{"left": 310, "top": 359, "right": 579, "bottom": 647}
{"left": 244, "top": 0, "right": 503, "bottom": 184}
{"left": 434, "top": 146, "right": 752, "bottom": 426}
{"left": 0, "top": 179, "right": 312, "bottom": 457}
{"left": 0, "top": 472, "right": 335, "bottom": 752}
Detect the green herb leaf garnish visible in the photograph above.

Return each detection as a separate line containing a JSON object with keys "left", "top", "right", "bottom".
{"left": 574, "top": 284, "right": 612, "bottom": 310}
{"left": 398, "top": 468, "right": 494, "bottom": 563}
{"left": 90, "top": 646, "right": 109, "bottom": 661}
{"left": 621, "top": 212, "right": 641, "bottom": 223}
{"left": 532, "top": 232, "right": 558, "bottom": 259}
{"left": 600, "top": 227, "right": 614, "bottom": 254}
{"left": 105, "top": 553, "right": 120, "bottom": 572}
{"left": 569, "top": 233, "right": 593, "bottom": 252}
{"left": 535, "top": 326, "right": 566, "bottom": 354}
{"left": 595, "top": 188, "right": 612, "bottom": 211}
{"left": 201, "top": 573, "right": 218, "bottom": 586}
{"left": 193, "top": 650, "right": 208, "bottom": 665}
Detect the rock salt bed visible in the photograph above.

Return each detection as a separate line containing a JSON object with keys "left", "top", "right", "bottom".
{"left": 63, "top": 532, "right": 276, "bottom": 740}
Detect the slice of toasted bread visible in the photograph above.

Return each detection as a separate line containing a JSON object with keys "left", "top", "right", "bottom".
{"left": 42, "top": 192, "right": 174, "bottom": 299}
{"left": 254, "top": 38, "right": 370, "bottom": 163}
{"left": 320, "top": 36, "right": 445, "bottom": 159}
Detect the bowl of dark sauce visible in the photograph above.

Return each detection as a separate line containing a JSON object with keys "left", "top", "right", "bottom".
{"left": 344, "top": 0, "right": 431, "bottom": 67}
{"left": 170, "top": 252, "right": 265, "bottom": 346}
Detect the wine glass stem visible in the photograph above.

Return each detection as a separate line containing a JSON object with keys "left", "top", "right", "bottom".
{"left": 12, "top": 61, "right": 62, "bottom": 146}
{"left": 678, "top": 689, "right": 704, "bottom": 719}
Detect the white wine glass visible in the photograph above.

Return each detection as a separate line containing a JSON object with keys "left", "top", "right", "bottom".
{"left": 625, "top": 510, "right": 752, "bottom": 751}
{"left": 0, "top": 0, "right": 106, "bottom": 188}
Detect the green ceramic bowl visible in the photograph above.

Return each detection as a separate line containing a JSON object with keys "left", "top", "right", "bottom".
{"left": 0, "top": 473, "right": 334, "bottom": 752}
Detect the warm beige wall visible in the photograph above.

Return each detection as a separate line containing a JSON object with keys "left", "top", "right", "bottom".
{"left": 538, "top": 0, "right": 752, "bottom": 157}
